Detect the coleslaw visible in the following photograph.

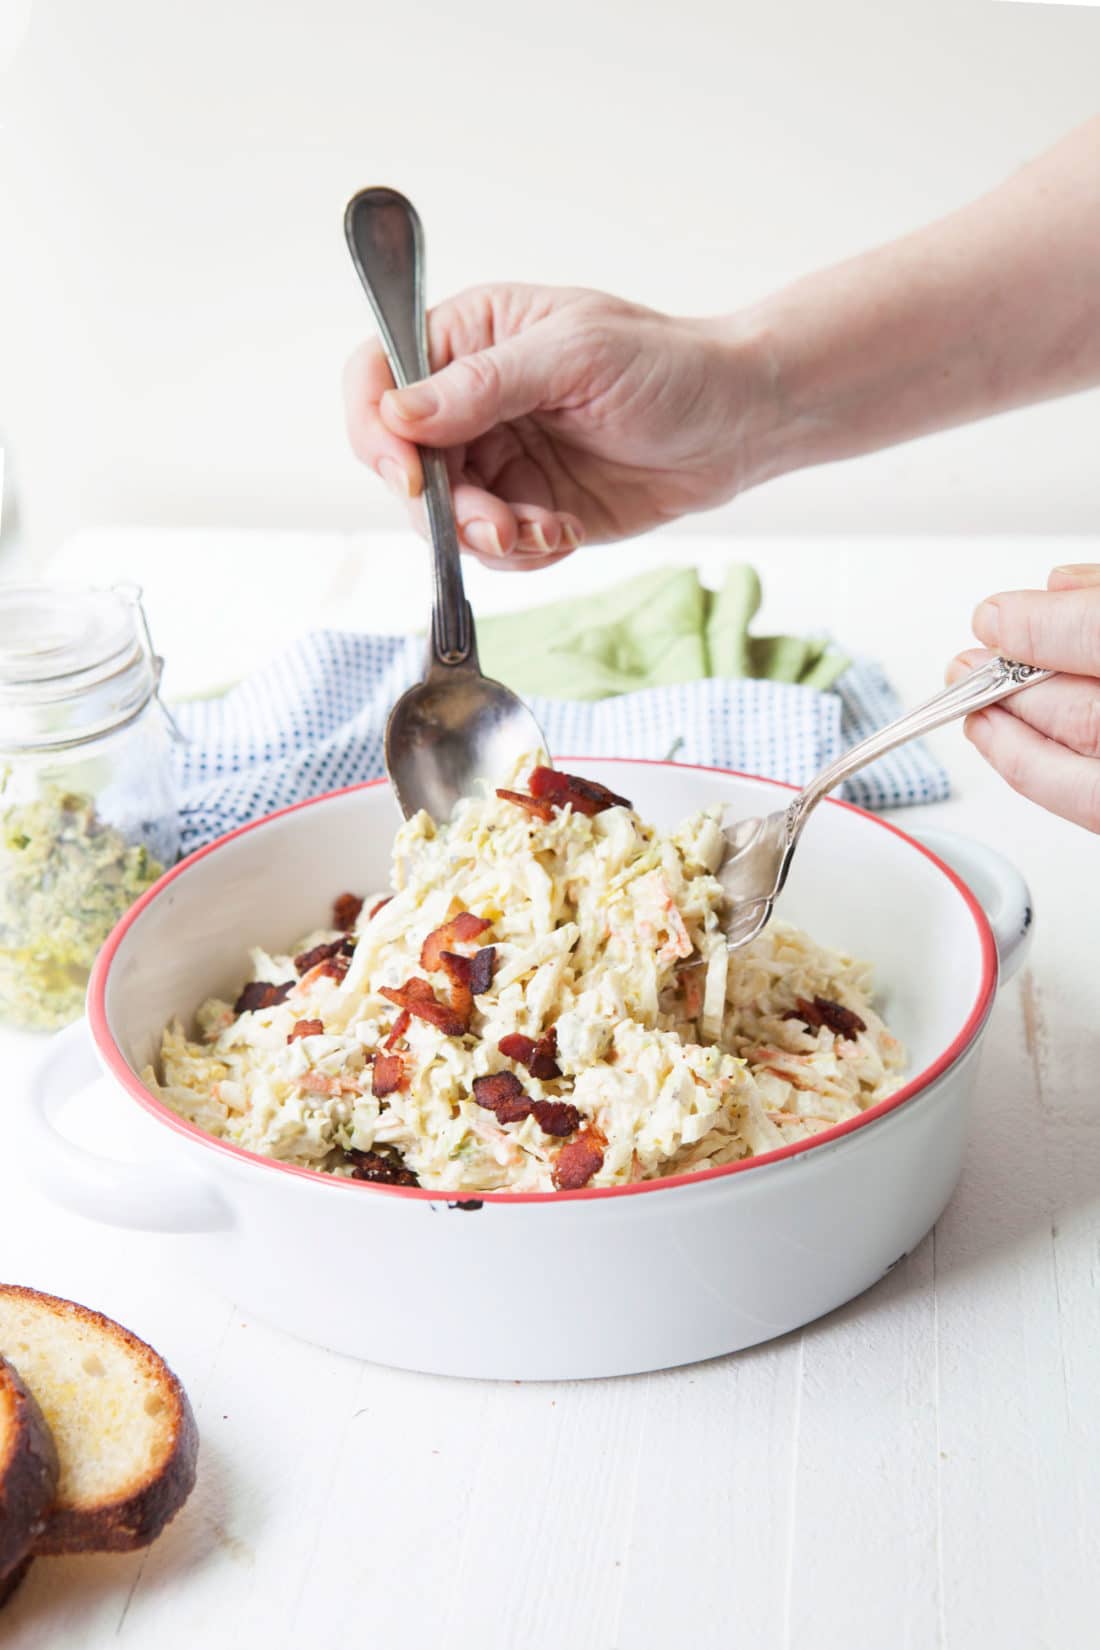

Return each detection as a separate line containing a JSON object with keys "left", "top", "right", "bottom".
{"left": 145, "top": 764, "right": 905, "bottom": 1192}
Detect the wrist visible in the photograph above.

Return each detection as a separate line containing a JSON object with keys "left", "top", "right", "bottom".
{"left": 705, "top": 306, "right": 809, "bottom": 494}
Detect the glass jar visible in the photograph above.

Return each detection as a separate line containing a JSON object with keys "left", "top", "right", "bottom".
{"left": 0, "top": 583, "right": 179, "bottom": 1031}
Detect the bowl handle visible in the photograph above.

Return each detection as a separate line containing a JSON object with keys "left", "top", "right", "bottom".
{"left": 21, "top": 1020, "right": 233, "bottom": 1233}
{"left": 910, "top": 827, "right": 1033, "bottom": 986}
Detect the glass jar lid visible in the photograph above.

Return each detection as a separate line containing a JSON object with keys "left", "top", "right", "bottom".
{"left": 0, "top": 583, "right": 164, "bottom": 752}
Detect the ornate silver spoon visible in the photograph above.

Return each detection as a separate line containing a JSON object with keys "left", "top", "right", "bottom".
{"left": 716, "top": 656, "right": 1053, "bottom": 950}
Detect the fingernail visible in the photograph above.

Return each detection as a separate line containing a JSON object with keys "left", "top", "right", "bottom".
{"left": 561, "top": 522, "right": 583, "bottom": 550}
{"left": 972, "top": 599, "right": 999, "bottom": 645}
{"left": 385, "top": 382, "right": 439, "bottom": 422}
{"left": 464, "top": 520, "right": 506, "bottom": 558}
{"left": 1051, "top": 562, "right": 1100, "bottom": 585}
{"left": 518, "top": 523, "right": 559, "bottom": 555}
{"left": 377, "top": 457, "right": 411, "bottom": 498}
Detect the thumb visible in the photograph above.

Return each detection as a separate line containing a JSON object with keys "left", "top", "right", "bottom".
{"left": 1048, "top": 562, "right": 1100, "bottom": 591}
{"left": 380, "top": 336, "right": 550, "bottom": 446}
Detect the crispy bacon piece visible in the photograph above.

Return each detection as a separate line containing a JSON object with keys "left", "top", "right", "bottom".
{"left": 380, "top": 979, "right": 467, "bottom": 1037}
{"left": 402, "top": 977, "right": 437, "bottom": 1001}
{"left": 332, "top": 892, "right": 364, "bottom": 931}
{"left": 420, "top": 912, "right": 491, "bottom": 973}
{"left": 294, "top": 937, "right": 354, "bottom": 976}
{"left": 531, "top": 1099, "right": 581, "bottom": 1137}
{"left": 439, "top": 952, "right": 474, "bottom": 1028}
{"left": 430, "top": 945, "right": 494, "bottom": 1034}
{"left": 440, "top": 953, "right": 496, "bottom": 987}
{"left": 287, "top": 1018, "right": 324, "bottom": 1043}
{"left": 498, "top": 1027, "right": 561, "bottom": 1081}
{"left": 498, "top": 1032, "right": 535, "bottom": 1063}
{"left": 372, "top": 1052, "right": 407, "bottom": 1097}
{"left": 553, "top": 1130, "right": 605, "bottom": 1190}
{"left": 439, "top": 952, "right": 474, "bottom": 988}
{"left": 384, "top": 1008, "right": 411, "bottom": 1050}
{"left": 298, "top": 952, "right": 352, "bottom": 991}
{"left": 368, "top": 895, "right": 392, "bottom": 920}
{"left": 529, "top": 766, "right": 632, "bottom": 816}
{"left": 782, "top": 995, "right": 867, "bottom": 1040}
{"left": 469, "top": 947, "right": 496, "bottom": 996}
{"left": 472, "top": 1071, "right": 532, "bottom": 1125}
{"left": 528, "top": 1028, "right": 561, "bottom": 1080}
{"left": 495, "top": 788, "right": 554, "bottom": 822}
{"left": 450, "top": 911, "right": 490, "bottom": 942}
{"left": 295, "top": 939, "right": 337, "bottom": 975}
{"left": 234, "top": 980, "right": 293, "bottom": 1015}
{"left": 346, "top": 1148, "right": 418, "bottom": 1187}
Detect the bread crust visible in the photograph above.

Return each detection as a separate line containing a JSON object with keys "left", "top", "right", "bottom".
{"left": 0, "top": 1286, "right": 198, "bottom": 1557}
{"left": 0, "top": 1356, "right": 58, "bottom": 1607}
{"left": 0, "top": 1554, "right": 32, "bottom": 1608}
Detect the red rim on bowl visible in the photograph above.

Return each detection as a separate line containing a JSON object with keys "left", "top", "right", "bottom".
{"left": 87, "top": 761, "right": 999, "bottom": 1204}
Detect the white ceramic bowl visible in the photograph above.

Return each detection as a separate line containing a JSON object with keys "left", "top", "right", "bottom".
{"left": 24, "top": 762, "right": 1031, "bottom": 1380}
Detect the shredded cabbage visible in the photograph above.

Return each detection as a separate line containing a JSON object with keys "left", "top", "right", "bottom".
{"left": 146, "top": 766, "right": 904, "bottom": 1191}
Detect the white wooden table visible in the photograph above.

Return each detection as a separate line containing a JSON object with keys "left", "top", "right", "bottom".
{"left": 2, "top": 534, "right": 1097, "bottom": 1650}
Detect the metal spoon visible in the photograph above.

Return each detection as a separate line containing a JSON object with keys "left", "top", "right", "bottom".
{"left": 714, "top": 655, "right": 1054, "bottom": 952}
{"left": 344, "top": 187, "right": 548, "bottom": 821}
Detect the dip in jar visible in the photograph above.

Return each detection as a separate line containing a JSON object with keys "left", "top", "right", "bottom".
{"left": 0, "top": 584, "right": 178, "bottom": 1030}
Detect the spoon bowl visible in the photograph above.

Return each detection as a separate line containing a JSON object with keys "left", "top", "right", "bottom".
{"left": 345, "top": 187, "right": 547, "bottom": 820}
{"left": 384, "top": 648, "right": 547, "bottom": 822}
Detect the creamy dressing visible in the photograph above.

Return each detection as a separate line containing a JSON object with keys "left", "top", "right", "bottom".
{"left": 146, "top": 770, "right": 905, "bottom": 1192}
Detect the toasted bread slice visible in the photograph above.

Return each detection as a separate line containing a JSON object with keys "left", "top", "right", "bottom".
{"left": 0, "top": 1354, "right": 59, "bottom": 1604}
{"left": 0, "top": 1286, "right": 198, "bottom": 1555}
{"left": 0, "top": 1554, "right": 32, "bottom": 1608}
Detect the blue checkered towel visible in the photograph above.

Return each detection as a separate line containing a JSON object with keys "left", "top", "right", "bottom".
{"left": 171, "top": 631, "right": 950, "bottom": 855}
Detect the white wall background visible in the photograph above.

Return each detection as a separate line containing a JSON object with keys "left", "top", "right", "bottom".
{"left": 1, "top": 0, "right": 1098, "bottom": 560}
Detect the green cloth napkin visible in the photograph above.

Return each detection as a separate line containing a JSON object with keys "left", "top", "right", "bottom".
{"left": 477, "top": 564, "right": 850, "bottom": 701}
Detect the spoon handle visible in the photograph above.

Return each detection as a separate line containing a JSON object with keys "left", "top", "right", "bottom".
{"left": 794, "top": 656, "right": 1055, "bottom": 826}
{"left": 344, "top": 188, "right": 473, "bottom": 666}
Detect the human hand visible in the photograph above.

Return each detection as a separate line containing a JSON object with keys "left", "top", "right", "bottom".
{"left": 343, "top": 285, "right": 766, "bottom": 571}
{"left": 947, "top": 564, "right": 1100, "bottom": 832}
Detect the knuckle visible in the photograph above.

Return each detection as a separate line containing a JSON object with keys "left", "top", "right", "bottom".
{"left": 341, "top": 339, "right": 370, "bottom": 385}
{"left": 571, "top": 305, "right": 619, "bottom": 351}
{"left": 987, "top": 721, "right": 1033, "bottom": 798}
{"left": 342, "top": 343, "right": 387, "bottom": 462}
{"left": 450, "top": 351, "right": 501, "bottom": 407}
{"left": 340, "top": 349, "right": 360, "bottom": 397}
{"left": 998, "top": 756, "right": 1032, "bottom": 800}
{"left": 1063, "top": 689, "right": 1100, "bottom": 760}
{"left": 344, "top": 406, "right": 374, "bottom": 464}
{"left": 1005, "top": 598, "right": 1044, "bottom": 663}
{"left": 1079, "top": 767, "right": 1100, "bottom": 835}
{"left": 1005, "top": 588, "right": 1100, "bottom": 671}
{"left": 569, "top": 292, "right": 614, "bottom": 328}
{"left": 429, "top": 287, "right": 496, "bottom": 360}
{"left": 447, "top": 282, "right": 496, "bottom": 315}
{"left": 1081, "top": 600, "right": 1100, "bottom": 665}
